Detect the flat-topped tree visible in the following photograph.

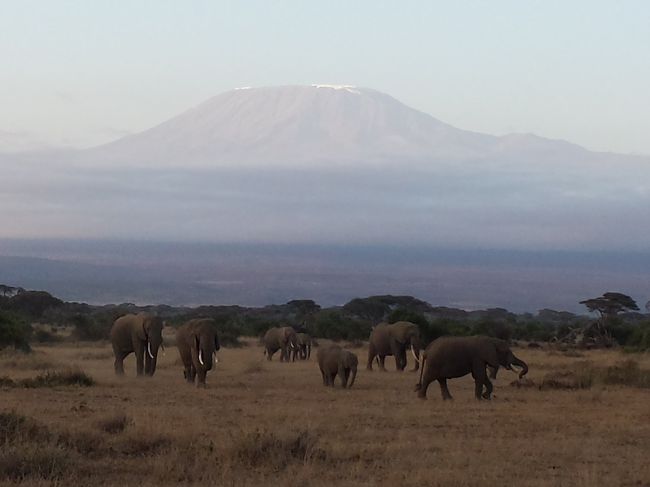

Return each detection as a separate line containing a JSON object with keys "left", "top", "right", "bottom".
{"left": 579, "top": 292, "right": 639, "bottom": 345}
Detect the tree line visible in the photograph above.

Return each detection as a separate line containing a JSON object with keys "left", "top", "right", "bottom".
{"left": 1, "top": 286, "right": 649, "bottom": 352}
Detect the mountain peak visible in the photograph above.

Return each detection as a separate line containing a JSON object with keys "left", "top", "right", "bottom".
{"left": 83, "top": 85, "right": 598, "bottom": 168}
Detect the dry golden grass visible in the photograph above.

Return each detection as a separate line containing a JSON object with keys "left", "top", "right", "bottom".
{"left": 0, "top": 340, "right": 649, "bottom": 486}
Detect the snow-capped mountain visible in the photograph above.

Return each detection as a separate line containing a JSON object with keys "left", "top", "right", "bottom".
{"left": 85, "top": 84, "right": 583, "bottom": 168}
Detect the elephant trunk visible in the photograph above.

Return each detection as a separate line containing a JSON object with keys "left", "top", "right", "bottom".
{"left": 348, "top": 367, "right": 357, "bottom": 388}
{"left": 511, "top": 355, "right": 528, "bottom": 378}
{"left": 415, "top": 353, "right": 426, "bottom": 391}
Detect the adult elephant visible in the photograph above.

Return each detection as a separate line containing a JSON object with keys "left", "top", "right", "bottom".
{"left": 367, "top": 321, "right": 422, "bottom": 372}
{"left": 415, "top": 336, "right": 528, "bottom": 400}
{"left": 263, "top": 326, "right": 298, "bottom": 361}
{"left": 110, "top": 313, "right": 164, "bottom": 377}
{"left": 176, "top": 318, "right": 220, "bottom": 388}
{"left": 294, "top": 332, "right": 312, "bottom": 360}
{"left": 317, "top": 344, "right": 358, "bottom": 388}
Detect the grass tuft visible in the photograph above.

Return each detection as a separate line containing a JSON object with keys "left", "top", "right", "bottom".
{"left": 0, "top": 444, "right": 70, "bottom": 481}
{"left": 229, "top": 429, "right": 326, "bottom": 471}
{"left": 20, "top": 369, "right": 95, "bottom": 388}
{"left": 95, "top": 414, "right": 132, "bottom": 434}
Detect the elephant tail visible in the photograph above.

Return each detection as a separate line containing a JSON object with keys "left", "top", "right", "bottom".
{"left": 415, "top": 353, "right": 426, "bottom": 391}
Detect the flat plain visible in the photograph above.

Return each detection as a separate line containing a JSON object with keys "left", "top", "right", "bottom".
{"left": 1, "top": 336, "right": 649, "bottom": 487}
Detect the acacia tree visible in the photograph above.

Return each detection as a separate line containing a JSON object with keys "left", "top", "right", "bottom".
{"left": 579, "top": 292, "right": 639, "bottom": 344}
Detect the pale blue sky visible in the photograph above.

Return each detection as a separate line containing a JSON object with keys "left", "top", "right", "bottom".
{"left": 1, "top": 0, "right": 649, "bottom": 153}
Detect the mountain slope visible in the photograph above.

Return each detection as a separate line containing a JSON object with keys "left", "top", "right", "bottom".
{"left": 86, "top": 85, "right": 507, "bottom": 167}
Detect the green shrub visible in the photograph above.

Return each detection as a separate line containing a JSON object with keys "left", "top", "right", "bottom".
{"left": 70, "top": 314, "right": 110, "bottom": 341}
{"left": 0, "top": 311, "right": 32, "bottom": 352}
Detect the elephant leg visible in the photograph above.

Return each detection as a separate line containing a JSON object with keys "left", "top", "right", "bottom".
{"left": 144, "top": 352, "right": 152, "bottom": 376}
{"left": 482, "top": 377, "right": 494, "bottom": 400}
{"left": 438, "top": 379, "right": 453, "bottom": 400}
{"left": 113, "top": 351, "right": 126, "bottom": 376}
{"left": 196, "top": 369, "right": 207, "bottom": 388}
{"left": 307, "top": 346, "right": 311, "bottom": 360}
{"left": 184, "top": 366, "right": 193, "bottom": 383}
{"left": 342, "top": 368, "right": 351, "bottom": 388}
{"left": 188, "top": 365, "right": 197, "bottom": 384}
{"left": 367, "top": 343, "right": 376, "bottom": 370}
{"left": 471, "top": 364, "right": 488, "bottom": 400}
{"left": 378, "top": 355, "right": 387, "bottom": 372}
{"left": 328, "top": 372, "right": 336, "bottom": 387}
{"left": 396, "top": 350, "right": 407, "bottom": 372}
{"left": 320, "top": 368, "right": 327, "bottom": 386}
{"left": 266, "top": 347, "right": 273, "bottom": 361}
{"left": 339, "top": 364, "right": 348, "bottom": 388}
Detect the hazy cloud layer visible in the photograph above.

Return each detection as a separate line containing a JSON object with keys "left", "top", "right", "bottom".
{"left": 2, "top": 153, "right": 649, "bottom": 251}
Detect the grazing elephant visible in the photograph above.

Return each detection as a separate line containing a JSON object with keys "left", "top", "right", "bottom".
{"left": 263, "top": 326, "right": 298, "bottom": 361}
{"left": 292, "top": 332, "right": 312, "bottom": 360}
{"left": 317, "top": 345, "right": 358, "bottom": 388}
{"left": 110, "top": 313, "right": 164, "bottom": 377}
{"left": 176, "top": 318, "right": 220, "bottom": 388}
{"left": 415, "top": 336, "right": 528, "bottom": 400}
{"left": 367, "top": 321, "right": 422, "bottom": 372}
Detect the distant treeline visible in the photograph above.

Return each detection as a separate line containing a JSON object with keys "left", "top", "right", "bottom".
{"left": 1, "top": 286, "right": 649, "bottom": 352}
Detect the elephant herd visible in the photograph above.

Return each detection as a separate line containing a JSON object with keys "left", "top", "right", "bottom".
{"left": 109, "top": 313, "right": 529, "bottom": 399}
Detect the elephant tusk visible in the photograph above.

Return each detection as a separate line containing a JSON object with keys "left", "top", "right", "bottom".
{"left": 198, "top": 349, "right": 205, "bottom": 366}
{"left": 410, "top": 345, "right": 419, "bottom": 363}
{"left": 147, "top": 342, "right": 154, "bottom": 359}
{"left": 213, "top": 352, "right": 219, "bottom": 364}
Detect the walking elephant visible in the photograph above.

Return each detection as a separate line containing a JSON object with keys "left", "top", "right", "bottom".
{"left": 263, "top": 326, "right": 298, "bottom": 361}
{"left": 415, "top": 336, "right": 528, "bottom": 400}
{"left": 110, "top": 313, "right": 164, "bottom": 377}
{"left": 293, "top": 332, "right": 312, "bottom": 360}
{"left": 367, "top": 321, "right": 422, "bottom": 372}
{"left": 176, "top": 318, "right": 220, "bottom": 388}
{"left": 317, "top": 344, "right": 358, "bottom": 388}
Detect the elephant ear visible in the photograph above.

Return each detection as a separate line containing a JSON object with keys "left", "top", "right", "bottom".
{"left": 138, "top": 317, "right": 149, "bottom": 340}
{"left": 483, "top": 341, "right": 500, "bottom": 369}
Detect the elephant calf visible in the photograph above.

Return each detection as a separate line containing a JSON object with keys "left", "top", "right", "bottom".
{"left": 176, "top": 318, "right": 220, "bottom": 388}
{"left": 367, "top": 321, "right": 422, "bottom": 372}
{"left": 317, "top": 345, "right": 358, "bottom": 388}
{"left": 415, "top": 336, "right": 528, "bottom": 400}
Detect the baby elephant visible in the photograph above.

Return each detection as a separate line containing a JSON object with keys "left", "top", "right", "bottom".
{"left": 317, "top": 345, "right": 358, "bottom": 388}
{"left": 176, "top": 318, "right": 220, "bottom": 388}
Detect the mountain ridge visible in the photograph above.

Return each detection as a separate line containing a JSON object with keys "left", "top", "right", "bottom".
{"left": 78, "top": 84, "right": 602, "bottom": 168}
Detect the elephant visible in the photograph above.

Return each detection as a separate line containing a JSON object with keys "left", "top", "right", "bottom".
{"left": 110, "top": 313, "right": 164, "bottom": 377}
{"left": 176, "top": 318, "right": 220, "bottom": 388}
{"left": 367, "top": 321, "right": 422, "bottom": 372}
{"left": 317, "top": 344, "right": 358, "bottom": 388}
{"left": 263, "top": 326, "right": 298, "bottom": 361}
{"left": 415, "top": 336, "right": 528, "bottom": 400}
{"left": 291, "top": 332, "right": 312, "bottom": 360}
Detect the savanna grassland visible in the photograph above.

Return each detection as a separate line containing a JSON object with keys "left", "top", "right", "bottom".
{"left": 1, "top": 335, "right": 649, "bottom": 487}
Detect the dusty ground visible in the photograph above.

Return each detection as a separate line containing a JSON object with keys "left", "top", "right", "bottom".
{"left": 1, "top": 337, "right": 649, "bottom": 487}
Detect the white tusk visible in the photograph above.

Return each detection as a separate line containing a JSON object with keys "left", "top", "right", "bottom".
{"left": 213, "top": 352, "right": 219, "bottom": 364}
{"left": 410, "top": 345, "right": 419, "bottom": 363}
{"left": 147, "top": 342, "right": 154, "bottom": 359}
{"left": 198, "top": 349, "right": 204, "bottom": 366}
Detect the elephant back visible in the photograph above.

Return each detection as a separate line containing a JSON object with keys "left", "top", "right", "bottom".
{"left": 110, "top": 313, "right": 144, "bottom": 338}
